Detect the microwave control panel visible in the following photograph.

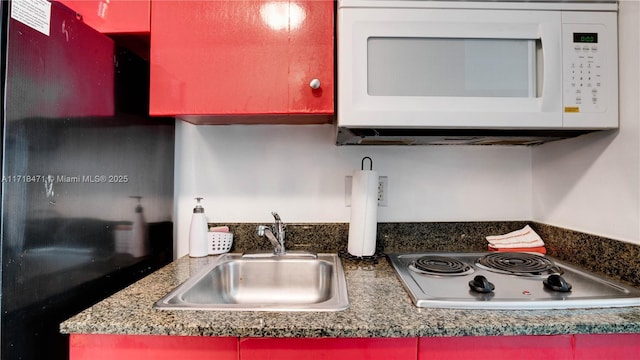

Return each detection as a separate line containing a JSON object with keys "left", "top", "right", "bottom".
{"left": 563, "top": 24, "right": 607, "bottom": 114}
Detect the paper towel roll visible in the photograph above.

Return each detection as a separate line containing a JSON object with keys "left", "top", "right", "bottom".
{"left": 348, "top": 169, "right": 378, "bottom": 256}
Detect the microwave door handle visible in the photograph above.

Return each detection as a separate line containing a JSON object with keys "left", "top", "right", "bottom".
{"left": 539, "top": 28, "right": 562, "bottom": 113}
{"left": 528, "top": 39, "right": 538, "bottom": 98}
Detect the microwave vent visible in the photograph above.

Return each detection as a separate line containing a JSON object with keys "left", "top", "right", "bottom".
{"left": 336, "top": 128, "right": 599, "bottom": 146}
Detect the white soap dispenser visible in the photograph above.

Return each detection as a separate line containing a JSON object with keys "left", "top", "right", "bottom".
{"left": 189, "top": 197, "right": 208, "bottom": 257}
{"left": 130, "top": 196, "right": 148, "bottom": 257}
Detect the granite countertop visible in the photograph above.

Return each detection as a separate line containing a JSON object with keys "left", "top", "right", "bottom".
{"left": 60, "top": 253, "right": 640, "bottom": 338}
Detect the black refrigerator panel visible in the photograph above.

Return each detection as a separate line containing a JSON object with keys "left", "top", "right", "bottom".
{"left": 1, "top": 2, "right": 175, "bottom": 360}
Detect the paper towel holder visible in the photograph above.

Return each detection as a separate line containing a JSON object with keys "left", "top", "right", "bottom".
{"left": 361, "top": 156, "right": 373, "bottom": 171}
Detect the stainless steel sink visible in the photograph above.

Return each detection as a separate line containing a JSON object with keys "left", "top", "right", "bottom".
{"left": 154, "top": 253, "right": 349, "bottom": 311}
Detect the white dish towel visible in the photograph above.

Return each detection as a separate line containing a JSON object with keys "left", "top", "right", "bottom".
{"left": 486, "top": 225, "right": 545, "bottom": 249}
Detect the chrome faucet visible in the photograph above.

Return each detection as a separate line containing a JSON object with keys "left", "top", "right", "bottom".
{"left": 257, "top": 211, "right": 286, "bottom": 255}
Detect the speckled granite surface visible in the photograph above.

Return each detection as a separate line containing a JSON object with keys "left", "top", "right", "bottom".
{"left": 60, "top": 222, "right": 640, "bottom": 338}
{"left": 533, "top": 223, "right": 640, "bottom": 287}
{"left": 60, "top": 253, "right": 640, "bottom": 337}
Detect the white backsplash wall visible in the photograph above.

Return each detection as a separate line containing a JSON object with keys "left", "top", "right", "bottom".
{"left": 532, "top": 0, "right": 640, "bottom": 245}
{"left": 174, "top": 123, "right": 531, "bottom": 257}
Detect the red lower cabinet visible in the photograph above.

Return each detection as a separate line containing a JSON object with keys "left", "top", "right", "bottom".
{"left": 239, "top": 337, "right": 418, "bottom": 360}
{"left": 419, "top": 334, "right": 640, "bottom": 360}
{"left": 573, "top": 334, "right": 640, "bottom": 359}
{"left": 419, "top": 335, "right": 574, "bottom": 360}
{"left": 68, "top": 335, "right": 416, "bottom": 360}
{"left": 68, "top": 333, "right": 640, "bottom": 359}
{"left": 69, "top": 334, "right": 238, "bottom": 360}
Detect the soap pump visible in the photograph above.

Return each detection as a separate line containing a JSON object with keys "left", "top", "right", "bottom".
{"left": 189, "top": 197, "right": 208, "bottom": 257}
{"left": 129, "top": 196, "right": 148, "bottom": 257}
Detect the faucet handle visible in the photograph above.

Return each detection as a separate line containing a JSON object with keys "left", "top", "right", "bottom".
{"left": 271, "top": 211, "right": 285, "bottom": 232}
{"left": 256, "top": 225, "right": 268, "bottom": 236}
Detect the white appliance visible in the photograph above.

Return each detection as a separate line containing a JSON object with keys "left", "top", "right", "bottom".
{"left": 337, "top": 0, "right": 619, "bottom": 145}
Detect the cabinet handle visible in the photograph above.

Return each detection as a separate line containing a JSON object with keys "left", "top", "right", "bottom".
{"left": 309, "top": 78, "right": 321, "bottom": 90}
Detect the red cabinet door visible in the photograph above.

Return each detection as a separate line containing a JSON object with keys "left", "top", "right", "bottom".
{"left": 288, "top": 0, "right": 334, "bottom": 115}
{"left": 58, "top": 0, "right": 150, "bottom": 33}
{"left": 69, "top": 334, "right": 238, "bottom": 360}
{"left": 149, "top": 0, "right": 334, "bottom": 123}
{"left": 240, "top": 337, "right": 418, "bottom": 360}
{"left": 573, "top": 334, "right": 640, "bottom": 359}
{"left": 418, "top": 335, "right": 574, "bottom": 360}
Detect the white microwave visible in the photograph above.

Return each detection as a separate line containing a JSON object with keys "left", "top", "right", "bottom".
{"left": 337, "top": 0, "right": 619, "bottom": 145}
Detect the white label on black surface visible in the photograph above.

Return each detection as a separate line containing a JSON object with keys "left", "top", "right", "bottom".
{"left": 11, "top": 0, "right": 52, "bottom": 36}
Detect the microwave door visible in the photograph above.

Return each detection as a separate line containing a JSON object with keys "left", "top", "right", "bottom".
{"left": 367, "top": 37, "right": 538, "bottom": 98}
{"left": 338, "top": 8, "right": 564, "bottom": 129}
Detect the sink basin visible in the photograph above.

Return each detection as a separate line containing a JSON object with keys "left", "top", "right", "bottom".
{"left": 154, "top": 253, "right": 349, "bottom": 311}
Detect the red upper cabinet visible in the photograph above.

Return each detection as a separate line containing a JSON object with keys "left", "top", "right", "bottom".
{"left": 149, "top": 0, "right": 334, "bottom": 124}
{"left": 287, "top": 0, "right": 334, "bottom": 115}
{"left": 57, "top": 0, "right": 150, "bottom": 33}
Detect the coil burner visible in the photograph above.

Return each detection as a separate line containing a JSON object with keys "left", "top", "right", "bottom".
{"left": 409, "top": 256, "right": 474, "bottom": 276}
{"left": 476, "top": 252, "right": 561, "bottom": 277}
